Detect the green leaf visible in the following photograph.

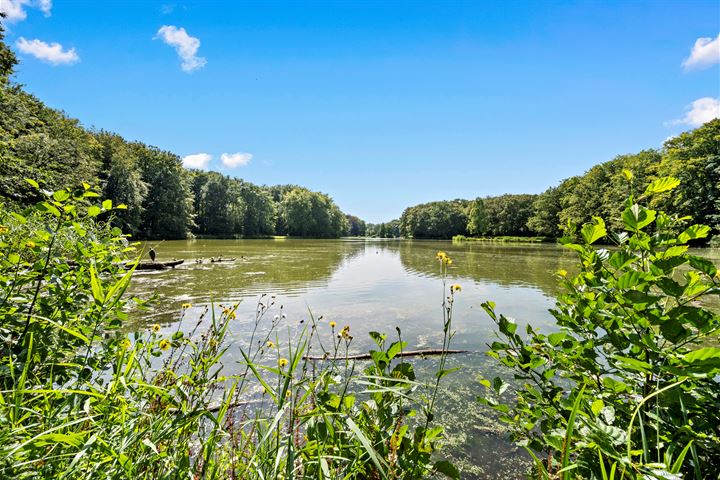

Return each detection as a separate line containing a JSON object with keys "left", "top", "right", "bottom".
{"left": 603, "top": 377, "right": 628, "bottom": 393}
{"left": 391, "top": 362, "right": 415, "bottom": 381}
{"left": 591, "top": 399, "right": 604, "bottom": 416}
{"left": 52, "top": 190, "right": 70, "bottom": 202}
{"left": 87, "top": 206, "right": 102, "bottom": 217}
{"left": 581, "top": 217, "right": 606, "bottom": 244}
{"left": 89, "top": 264, "right": 104, "bottom": 305}
{"left": 622, "top": 204, "right": 655, "bottom": 231}
{"left": 644, "top": 176, "right": 680, "bottom": 195}
{"left": 683, "top": 347, "right": 720, "bottom": 365}
{"left": 548, "top": 332, "right": 567, "bottom": 346}
{"left": 678, "top": 225, "right": 710, "bottom": 243}
{"left": 617, "top": 271, "right": 648, "bottom": 289}
{"left": 436, "top": 367, "right": 460, "bottom": 380}
{"left": 687, "top": 255, "right": 717, "bottom": 277}
{"left": 433, "top": 460, "right": 460, "bottom": 479}
{"left": 498, "top": 315, "right": 517, "bottom": 336}
{"left": 102, "top": 199, "right": 112, "bottom": 210}
{"left": 25, "top": 178, "right": 40, "bottom": 189}
{"left": 492, "top": 377, "right": 509, "bottom": 395}
{"left": 387, "top": 340, "right": 407, "bottom": 360}
{"left": 346, "top": 417, "right": 387, "bottom": 474}
{"left": 622, "top": 169, "right": 633, "bottom": 181}
{"left": 615, "top": 356, "right": 652, "bottom": 372}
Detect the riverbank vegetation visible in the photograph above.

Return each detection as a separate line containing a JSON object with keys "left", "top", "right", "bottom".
{"left": 0, "top": 185, "right": 462, "bottom": 479}
{"left": 479, "top": 175, "right": 720, "bottom": 478}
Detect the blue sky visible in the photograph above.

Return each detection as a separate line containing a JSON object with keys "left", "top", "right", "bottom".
{"left": 2, "top": 1, "right": 719, "bottom": 222}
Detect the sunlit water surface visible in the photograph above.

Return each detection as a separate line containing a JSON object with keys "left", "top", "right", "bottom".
{"left": 126, "top": 239, "right": 717, "bottom": 478}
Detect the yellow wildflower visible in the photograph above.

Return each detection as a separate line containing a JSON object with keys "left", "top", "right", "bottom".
{"left": 436, "top": 251, "right": 446, "bottom": 259}
{"left": 120, "top": 338, "right": 131, "bottom": 350}
{"left": 278, "top": 358, "right": 289, "bottom": 368}
{"left": 222, "top": 308, "right": 230, "bottom": 315}
{"left": 181, "top": 303, "right": 192, "bottom": 309}
{"left": 151, "top": 324, "right": 161, "bottom": 333}
{"left": 329, "top": 321, "right": 337, "bottom": 328}
{"left": 25, "top": 241, "right": 36, "bottom": 249}
{"left": 0, "top": 226, "right": 8, "bottom": 234}
{"left": 451, "top": 284, "right": 462, "bottom": 293}
{"left": 340, "top": 325, "right": 351, "bottom": 340}
{"left": 228, "top": 311, "right": 236, "bottom": 320}
{"left": 267, "top": 340, "right": 275, "bottom": 349}
{"left": 159, "top": 339, "right": 171, "bottom": 351}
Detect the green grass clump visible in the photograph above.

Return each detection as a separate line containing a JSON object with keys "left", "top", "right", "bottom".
{"left": 452, "top": 235, "right": 553, "bottom": 243}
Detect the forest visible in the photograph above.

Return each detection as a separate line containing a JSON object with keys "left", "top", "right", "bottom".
{"left": 397, "top": 125, "right": 720, "bottom": 241}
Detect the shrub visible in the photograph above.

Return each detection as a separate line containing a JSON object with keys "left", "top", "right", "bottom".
{"left": 479, "top": 175, "right": 720, "bottom": 478}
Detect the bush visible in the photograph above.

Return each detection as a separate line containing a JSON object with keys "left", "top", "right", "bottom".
{"left": 479, "top": 175, "right": 720, "bottom": 478}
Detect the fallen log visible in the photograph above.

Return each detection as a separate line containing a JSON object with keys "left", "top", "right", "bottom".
{"left": 131, "top": 259, "right": 184, "bottom": 270}
{"left": 303, "top": 348, "right": 469, "bottom": 361}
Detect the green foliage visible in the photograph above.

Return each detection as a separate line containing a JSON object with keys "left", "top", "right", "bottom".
{"left": 346, "top": 214, "right": 367, "bottom": 236}
{"left": 280, "top": 187, "right": 348, "bottom": 238}
{"left": 135, "top": 145, "right": 195, "bottom": 239}
{"left": 479, "top": 177, "right": 720, "bottom": 478}
{"left": 466, "top": 197, "right": 487, "bottom": 236}
{"left": 0, "top": 86, "right": 102, "bottom": 206}
{"left": 481, "top": 193, "right": 537, "bottom": 236}
{"left": 655, "top": 119, "right": 720, "bottom": 237}
{"left": 99, "top": 133, "right": 149, "bottom": 237}
{"left": 367, "top": 219, "right": 401, "bottom": 238}
{"left": 527, "top": 186, "right": 565, "bottom": 237}
{"left": 0, "top": 19, "right": 17, "bottom": 84}
{"left": 399, "top": 200, "right": 469, "bottom": 239}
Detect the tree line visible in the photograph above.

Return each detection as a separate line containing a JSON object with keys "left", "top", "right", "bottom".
{"left": 396, "top": 120, "right": 719, "bottom": 241}
{"left": 0, "top": 27, "right": 357, "bottom": 240}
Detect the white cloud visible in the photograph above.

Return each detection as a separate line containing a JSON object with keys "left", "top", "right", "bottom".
{"left": 0, "top": 0, "right": 51, "bottom": 23}
{"left": 154, "top": 25, "right": 206, "bottom": 72}
{"left": 182, "top": 153, "right": 212, "bottom": 169}
{"left": 15, "top": 37, "right": 79, "bottom": 65}
{"left": 221, "top": 152, "right": 253, "bottom": 168}
{"left": 670, "top": 97, "right": 720, "bottom": 127}
{"left": 682, "top": 34, "right": 720, "bottom": 70}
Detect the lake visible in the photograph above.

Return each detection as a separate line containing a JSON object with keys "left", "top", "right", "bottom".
{"left": 125, "top": 239, "right": 594, "bottom": 478}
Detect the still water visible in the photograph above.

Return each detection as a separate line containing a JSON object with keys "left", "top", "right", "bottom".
{"left": 128, "top": 239, "right": 579, "bottom": 478}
